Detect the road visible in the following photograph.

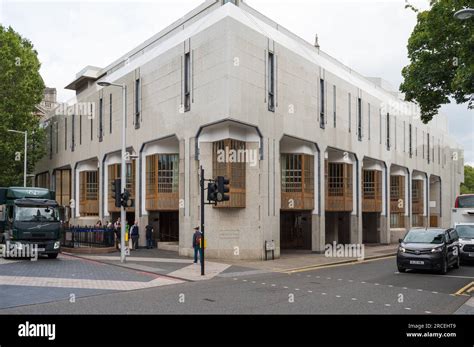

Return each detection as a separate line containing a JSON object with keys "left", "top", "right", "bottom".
{"left": 0, "top": 254, "right": 472, "bottom": 314}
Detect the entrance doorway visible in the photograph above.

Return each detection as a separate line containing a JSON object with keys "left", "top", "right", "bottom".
{"left": 280, "top": 211, "right": 312, "bottom": 250}
{"left": 362, "top": 212, "right": 380, "bottom": 243}
{"left": 148, "top": 211, "right": 179, "bottom": 243}
{"left": 325, "top": 212, "right": 351, "bottom": 244}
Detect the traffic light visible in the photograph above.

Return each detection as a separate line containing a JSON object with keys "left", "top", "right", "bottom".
{"left": 216, "top": 176, "right": 230, "bottom": 202}
{"left": 207, "top": 182, "right": 218, "bottom": 202}
{"left": 112, "top": 179, "right": 121, "bottom": 208}
{"left": 120, "top": 190, "right": 134, "bottom": 208}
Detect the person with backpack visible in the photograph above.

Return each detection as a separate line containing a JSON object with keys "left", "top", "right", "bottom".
{"left": 192, "top": 226, "right": 203, "bottom": 264}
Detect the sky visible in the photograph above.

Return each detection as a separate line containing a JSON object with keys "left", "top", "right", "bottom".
{"left": 1, "top": 0, "right": 473, "bottom": 164}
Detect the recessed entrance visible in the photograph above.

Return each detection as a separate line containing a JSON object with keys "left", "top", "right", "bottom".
{"left": 280, "top": 211, "right": 312, "bottom": 250}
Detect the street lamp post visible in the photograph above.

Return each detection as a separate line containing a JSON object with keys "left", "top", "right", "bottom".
{"left": 454, "top": 8, "right": 474, "bottom": 20}
{"left": 8, "top": 129, "right": 28, "bottom": 187}
{"left": 98, "top": 81, "right": 127, "bottom": 263}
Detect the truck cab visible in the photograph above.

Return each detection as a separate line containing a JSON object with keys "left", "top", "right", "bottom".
{"left": 0, "top": 187, "right": 61, "bottom": 259}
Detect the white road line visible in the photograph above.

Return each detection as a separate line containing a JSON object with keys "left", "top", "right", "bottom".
{"left": 425, "top": 311, "right": 432, "bottom": 314}
{"left": 348, "top": 280, "right": 354, "bottom": 282}
{"left": 368, "top": 301, "right": 374, "bottom": 304}
{"left": 252, "top": 281, "right": 256, "bottom": 284}
{"left": 417, "top": 289, "right": 423, "bottom": 292}
{"left": 336, "top": 295, "right": 341, "bottom": 298}
{"left": 432, "top": 291, "right": 438, "bottom": 294}
{"left": 403, "top": 287, "right": 408, "bottom": 290}
{"left": 283, "top": 286, "right": 288, "bottom": 289}
{"left": 271, "top": 284, "right": 276, "bottom": 287}
{"left": 385, "top": 304, "right": 391, "bottom": 307}
{"left": 351, "top": 298, "right": 357, "bottom": 301}
{"left": 308, "top": 290, "right": 312, "bottom": 293}
{"left": 295, "top": 288, "right": 300, "bottom": 291}
{"left": 374, "top": 283, "right": 380, "bottom": 286}
{"left": 327, "top": 277, "right": 331, "bottom": 279}
{"left": 243, "top": 280, "right": 247, "bottom": 282}
{"left": 338, "top": 278, "right": 343, "bottom": 281}
{"left": 0, "top": 275, "right": 182, "bottom": 291}
{"left": 361, "top": 281, "right": 366, "bottom": 284}
{"left": 388, "top": 285, "right": 394, "bottom": 288}
{"left": 261, "top": 283, "right": 266, "bottom": 285}
{"left": 405, "top": 307, "right": 411, "bottom": 310}
{"left": 322, "top": 292, "right": 327, "bottom": 295}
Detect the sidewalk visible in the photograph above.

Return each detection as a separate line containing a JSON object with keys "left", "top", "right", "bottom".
{"left": 223, "top": 243, "right": 398, "bottom": 273}
{"left": 64, "top": 243, "right": 398, "bottom": 280}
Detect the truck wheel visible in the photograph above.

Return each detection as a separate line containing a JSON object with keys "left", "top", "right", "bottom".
{"left": 47, "top": 253, "right": 59, "bottom": 259}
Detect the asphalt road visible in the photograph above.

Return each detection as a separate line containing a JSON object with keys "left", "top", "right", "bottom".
{"left": 1, "top": 256, "right": 472, "bottom": 314}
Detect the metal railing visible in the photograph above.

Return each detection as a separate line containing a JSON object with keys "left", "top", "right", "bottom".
{"left": 61, "top": 226, "right": 115, "bottom": 248}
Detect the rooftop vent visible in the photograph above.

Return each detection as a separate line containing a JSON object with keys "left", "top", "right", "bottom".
{"left": 314, "top": 34, "right": 320, "bottom": 49}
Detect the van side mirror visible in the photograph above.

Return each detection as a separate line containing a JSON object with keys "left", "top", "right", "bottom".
{"left": 398, "top": 238, "right": 403, "bottom": 243}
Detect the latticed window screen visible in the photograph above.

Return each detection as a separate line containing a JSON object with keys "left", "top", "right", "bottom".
{"left": 212, "top": 139, "right": 246, "bottom": 208}
{"left": 145, "top": 154, "right": 179, "bottom": 211}
{"left": 412, "top": 180, "right": 423, "bottom": 202}
{"left": 363, "top": 170, "right": 375, "bottom": 199}
{"left": 55, "top": 169, "right": 71, "bottom": 206}
{"left": 36, "top": 172, "right": 50, "bottom": 189}
{"left": 158, "top": 154, "right": 179, "bottom": 193}
{"left": 281, "top": 154, "right": 314, "bottom": 194}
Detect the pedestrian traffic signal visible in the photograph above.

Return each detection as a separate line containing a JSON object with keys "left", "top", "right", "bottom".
{"left": 207, "top": 182, "right": 218, "bottom": 202}
{"left": 112, "top": 179, "right": 121, "bottom": 208}
{"left": 216, "top": 176, "right": 230, "bottom": 202}
{"left": 120, "top": 189, "right": 133, "bottom": 208}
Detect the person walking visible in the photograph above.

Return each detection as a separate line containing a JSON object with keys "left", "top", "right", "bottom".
{"left": 145, "top": 224, "right": 154, "bottom": 249}
{"left": 192, "top": 226, "right": 203, "bottom": 264}
{"left": 114, "top": 218, "right": 121, "bottom": 250}
{"left": 130, "top": 220, "right": 139, "bottom": 250}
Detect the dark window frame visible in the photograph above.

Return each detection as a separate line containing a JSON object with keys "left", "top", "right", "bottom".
{"left": 357, "top": 97, "right": 362, "bottom": 141}
{"left": 135, "top": 78, "right": 141, "bottom": 128}
{"left": 99, "top": 97, "right": 103, "bottom": 142}
{"left": 320, "top": 78, "right": 325, "bottom": 129}
{"left": 268, "top": 51, "right": 275, "bottom": 112}
{"left": 184, "top": 53, "right": 191, "bottom": 112}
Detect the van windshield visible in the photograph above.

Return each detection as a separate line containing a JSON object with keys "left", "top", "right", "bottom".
{"left": 458, "top": 195, "right": 474, "bottom": 208}
{"left": 403, "top": 230, "right": 445, "bottom": 244}
{"left": 15, "top": 206, "right": 59, "bottom": 222}
{"left": 456, "top": 225, "right": 474, "bottom": 239}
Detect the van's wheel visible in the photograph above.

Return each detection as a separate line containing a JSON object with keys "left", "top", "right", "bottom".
{"left": 453, "top": 256, "right": 460, "bottom": 269}
{"left": 397, "top": 266, "right": 406, "bottom": 273}
{"left": 47, "top": 253, "right": 58, "bottom": 259}
{"left": 439, "top": 257, "right": 448, "bottom": 274}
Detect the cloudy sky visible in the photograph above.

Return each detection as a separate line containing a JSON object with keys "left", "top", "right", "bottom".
{"left": 1, "top": 0, "right": 472, "bottom": 164}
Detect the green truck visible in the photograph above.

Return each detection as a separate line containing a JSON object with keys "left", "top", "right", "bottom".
{"left": 0, "top": 187, "right": 61, "bottom": 259}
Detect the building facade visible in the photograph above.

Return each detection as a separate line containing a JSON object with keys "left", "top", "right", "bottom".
{"left": 34, "top": 0, "right": 464, "bottom": 260}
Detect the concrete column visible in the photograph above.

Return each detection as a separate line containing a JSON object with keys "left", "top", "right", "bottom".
{"left": 350, "top": 159, "right": 362, "bottom": 245}
{"left": 380, "top": 163, "right": 390, "bottom": 244}
{"left": 313, "top": 146, "right": 326, "bottom": 252}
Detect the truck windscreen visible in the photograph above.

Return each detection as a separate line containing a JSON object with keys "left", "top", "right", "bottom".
{"left": 15, "top": 206, "right": 59, "bottom": 222}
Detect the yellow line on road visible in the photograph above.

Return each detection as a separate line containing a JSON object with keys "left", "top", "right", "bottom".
{"left": 282, "top": 255, "right": 396, "bottom": 274}
{"left": 454, "top": 281, "right": 474, "bottom": 296}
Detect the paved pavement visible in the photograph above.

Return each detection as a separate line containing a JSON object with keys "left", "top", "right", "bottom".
{"left": 1, "top": 255, "right": 472, "bottom": 314}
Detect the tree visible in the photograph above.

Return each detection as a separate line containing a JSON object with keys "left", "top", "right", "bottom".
{"left": 400, "top": 0, "right": 473, "bottom": 124}
{"left": 461, "top": 165, "right": 474, "bottom": 194}
{"left": 0, "top": 25, "right": 46, "bottom": 187}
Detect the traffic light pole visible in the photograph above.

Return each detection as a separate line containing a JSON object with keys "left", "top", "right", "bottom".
{"left": 120, "top": 85, "right": 127, "bottom": 264}
{"left": 200, "top": 166, "right": 205, "bottom": 276}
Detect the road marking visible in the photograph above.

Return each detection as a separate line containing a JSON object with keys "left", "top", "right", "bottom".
{"left": 308, "top": 290, "right": 312, "bottom": 293}
{"left": 243, "top": 280, "right": 247, "bottom": 282}
{"left": 338, "top": 278, "right": 343, "bottom": 281}
{"left": 351, "top": 298, "right": 357, "bottom": 301}
{"left": 336, "top": 295, "right": 341, "bottom": 298}
{"left": 385, "top": 304, "right": 391, "bottom": 307}
{"left": 295, "top": 288, "right": 300, "bottom": 291}
{"left": 283, "top": 255, "right": 396, "bottom": 274}
{"left": 271, "top": 284, "right": 276, "bottom": 287}
{"left": 417, "top": 289, "right": 423, "bottom": 292}
{"left": 326, "top": 277, "right": 331, "bottom": 279}
{"left": 283, "top": 286, "right": 288, "bottom": 289}
{"left": 396, "top": 272, "right": 474, "bottom": 280}
{"left": 348, "top": 280, "right": 354, "bottom": 282}
{"left": 261, "top": 283, "right": 266, "bottom": 285}
{"left": 374, "top": 283, "right": 379, "bottom": 286}
{"left": 431, "top": 291, "right": 438, "bottom": 294}
{"left": 252, "top": 281, "right": 256, "bottom": 284}
{"left": 405, "top": 307, "right": 411, "bottom": 310}
{"left": 0, "top": 275, "right": 183, "bottom": 291}
{"left": 425, "top": 311, "right": 431, "bottom": 314}
{"left": 403, "top": 287, "right": 408, "bottom": 290}
{"left": 388, "top": 285, "right": 394, "bottom": 288}
{"left": 322, "top": 292, "right": 327, "bottom": 295}
{"left": 368, "top": 301, "right": 374, "bottom": 304}
{"left": 454, "top": 281, "right": 474, "bottom": 296}
{"left": 361, "top": 281, "right": 366, "bottom": 284}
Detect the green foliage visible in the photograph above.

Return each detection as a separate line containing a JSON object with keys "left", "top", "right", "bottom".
{"left": 0, "top": 25, "right": 46, "bottom": 187}
{"left": 400, "top": 0, "right": 474, "bottom": 124}
{"left": 461, "top": 165, "right": 474, "bottom": 194}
